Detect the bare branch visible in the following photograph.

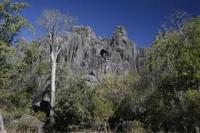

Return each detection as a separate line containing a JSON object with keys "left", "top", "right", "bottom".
{"left": 56, "top": 44, "right": 63, "bottom": 56}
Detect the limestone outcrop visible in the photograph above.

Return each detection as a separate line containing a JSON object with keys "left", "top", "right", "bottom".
{"left": 57, "top": 25, "right": 139, "bottom": 80}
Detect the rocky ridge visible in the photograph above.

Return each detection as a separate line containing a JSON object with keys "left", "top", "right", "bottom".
{"left": 57, "top": 25, "right": 140, "bottom": 81}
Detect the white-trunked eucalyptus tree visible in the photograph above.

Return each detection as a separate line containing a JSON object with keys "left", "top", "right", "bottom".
{"left": 38, "top": 9, "right": 76, "bottom": 117}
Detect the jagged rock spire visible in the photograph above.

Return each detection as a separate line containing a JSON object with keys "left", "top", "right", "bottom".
{"left": 113, "top": 25, "right": 128, "bottom": 40}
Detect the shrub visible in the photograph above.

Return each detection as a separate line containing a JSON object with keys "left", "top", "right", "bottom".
{"left": 54, "top": 77, "right": 93, "bottom": 131}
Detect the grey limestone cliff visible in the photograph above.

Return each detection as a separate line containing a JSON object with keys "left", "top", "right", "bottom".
{"left": 57, "top": 25, "right": 139, "bottom": 81}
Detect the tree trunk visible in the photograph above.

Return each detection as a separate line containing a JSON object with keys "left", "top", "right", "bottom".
{"left": 0, "top": 111, "right": 6, "bottom": 133}
{"left": 104, "top": 122, "right": 107, "bottom": 133}
{"left": 195, "top": 126, "right": 200, "bottom": 133}
{"left": 50, "top": 53, "right": 57, "bottom": 117}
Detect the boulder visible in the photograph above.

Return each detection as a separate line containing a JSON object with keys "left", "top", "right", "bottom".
{"left": 9, "top": 114, "right": 44, "bottom": 133}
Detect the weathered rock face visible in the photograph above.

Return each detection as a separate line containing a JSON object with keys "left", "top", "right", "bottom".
{"left": 58, "top": 25, "right": 138, "bottom": 80}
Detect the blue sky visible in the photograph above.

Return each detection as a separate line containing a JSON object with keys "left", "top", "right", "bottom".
{"left": 15, "top": 0, "right": 200, "bottom": 47}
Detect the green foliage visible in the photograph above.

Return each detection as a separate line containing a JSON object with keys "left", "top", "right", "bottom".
{"left": 52, "top": 72, "right": 144, "bottom": 132}
{"left": 145, "top": 89, "right": 178, "bottom": 131}
{"left": 145, "top": 89, "right": 200, "bottom": 132}
{"left": 0, "top": 1, "right": 34, "bottom": 126}
{"left": 182, "top": 90, "right": 200, "bottom": 131}
{"left": 149, "top": 15, "right": 200, "bottom": 91}
{"left": 92, "top": 73, "right": 143, "bottom": 132}
{"left": 130, "top": 120, "right": 146, "bottom": 133}
{"left": 0, "top": 0, "right": 34, "bottom": 123}
{"left": 145, "top": 14, "right": 200, "bottom": 132}
{"left": 13, "top": 41, "right": 42, "bottom": 92}
{"left": 0, "top": 40, "right": 14, "bottom": 89}
{"left": 92, "top": 87, "right": 114, "bottom": 127}
{"left": 54, "top": 76, "right": 93, "bottom": 131}
{"left": 0, "top": 40, "right": 48, "bottom": 127}
{"left": 0, "top": 0, "right": 32, "bottom": 44}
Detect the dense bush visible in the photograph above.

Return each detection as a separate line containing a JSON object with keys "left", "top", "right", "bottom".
{"left": 54, "top": 76, "right": 94, "bottom": 131}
